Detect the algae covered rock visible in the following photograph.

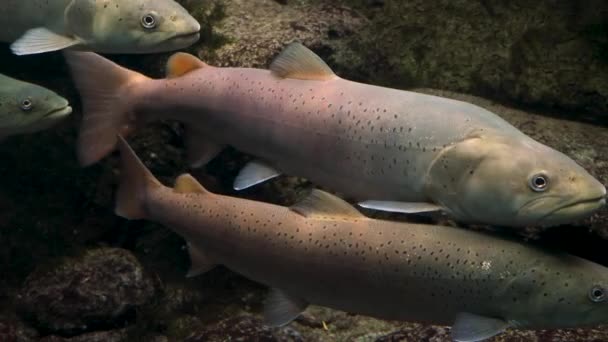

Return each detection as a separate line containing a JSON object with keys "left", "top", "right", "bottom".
{"left": 39, "top": 329, "right": 128, "bottom": 342}
{"left": 185, "top": 315, "right": 303, "bottom": 342}
{"left": 201, "top": 0, "right": 365, "bottom": 68}
{"left": 376, "top": 324, "right": 608, "bottom": 342}
{"left": 333, "top": 0, "right": 608, "bottom": 122}
{"left": 17, "top": 248, "right": 158, "bottom": 335}
{"left": 0, "top": 316, "right": 38, "bottom": 342}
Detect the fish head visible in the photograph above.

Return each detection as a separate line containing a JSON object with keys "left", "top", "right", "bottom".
{"left": 510, "top": 259, "right": 608, "bottom": 328}
{"left": 428, "top": 135, "right": 605, "bottom": 227}
{"left": 0, "top": 76, "right": 72, "bottom": 138}
{"left": 68, "top": 0, "right": 201, "bottom": 54}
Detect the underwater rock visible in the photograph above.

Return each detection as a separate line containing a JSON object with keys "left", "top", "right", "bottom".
{"left": 17, "top": 248, "right": 157, "bottom": 335}
{"left": 196, "top": 0, "right": 608, "bottom": 121}
{"left": 184, "top": 315, "right": 303, "bottom": 342}
{"left": 39, "top": 329, "right": 127, "bottom": 342}
{"left": 203, "top": 0, "right": 365, "bottom": 68}
{"left": 0, "top": 317, "right": 38, "bottom": 342}
{"left": 334, "top": 0, "right": 608, "bottom": 122}
{"left": 376, "top": 323, "right": 608, "bottom": 342}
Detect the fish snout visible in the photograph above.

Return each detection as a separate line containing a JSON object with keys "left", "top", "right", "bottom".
{"left": 179, "top": 14, "right": 201, "bottom": 35}
{"left": 537, "top": 191, "right": 606, "bottom": 227}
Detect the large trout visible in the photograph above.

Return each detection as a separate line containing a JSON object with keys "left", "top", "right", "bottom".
{"left": 115, "top": 136, "right": 608, "bottom": 342}
{"left": 64, "top": 43, "right": 606, "bottom": 228}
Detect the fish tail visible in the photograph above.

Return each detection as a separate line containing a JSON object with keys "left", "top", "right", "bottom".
{"left": 115, "top": 135, "right": 161, "bottom": 220}
{"left": 64, "top": 51, "right": 150, "bottom": 167}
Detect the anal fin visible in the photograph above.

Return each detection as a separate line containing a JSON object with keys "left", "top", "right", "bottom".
{"left": 233, "top": 160, "right": 281, "bottom": 191}
{"left": 358, "top": 200, "right": 443, "bottom": 214}
{"left": 452, "top": 312, "right": 510, "bottom": 342}
{"left": 264, "top": 288, "right": 308, "bottom": 327}
{"left": 185, "top": 241, "right": 217, "bottom": 277}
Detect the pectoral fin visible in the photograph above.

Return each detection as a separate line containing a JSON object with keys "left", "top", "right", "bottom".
{"left": 358, "top": 200, "right": 443, "bottom": 214}
{"left": 185, "top": 241, "right": 217, "bottom": 277}
{"left": 451, "top": 313, "right": 510, "bottom": 342}
{"left": 233, "top": 160, "right": 281, "bottom": 190}
{"left": 264, "top": 288, "right": 309, "bottom": 327}
{"left": 11, "top": 28, "right": 81, "bottom": 55}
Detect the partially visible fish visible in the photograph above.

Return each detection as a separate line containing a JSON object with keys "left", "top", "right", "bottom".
{"left": 64, "top": 43, "right": 606, "bottom": 228}
{"left": 1, "top": 0, "right": 200, "bottom": 55}
{"left": 0, "top": 74, "right": 71, "bottom": 140}
{"left": 115, "top": 135, "right": 608, "bottom": 342}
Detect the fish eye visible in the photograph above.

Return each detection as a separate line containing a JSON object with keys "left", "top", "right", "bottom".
{"left": 529, "top": 173, "right": 549, "bottom": 192}
{"left": 20, "top": 98, "right": 33, "bottom": 111}
{"left": 141, "top": 13, "right": 157, "bottom": 29}
{"left": 589, "top": 286, "right": 606, "bottom": 303}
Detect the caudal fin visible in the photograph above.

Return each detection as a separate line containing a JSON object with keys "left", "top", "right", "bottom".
{"left": 115, "top": 135, "right": 161, "bottom": 220}
{"left": 64, "top": 51, "right": 150, "bottom": 167}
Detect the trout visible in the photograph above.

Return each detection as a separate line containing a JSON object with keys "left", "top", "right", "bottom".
{"left": 1, "top": 0, "right": 200, "bottom": 55}
{"left": 0, "top": 74, "right": 71, "bottom": 140}
{"left": 64, "top": 43, "right": 606, "bottom": 228}
{"left": 115, "top": 135, "right": 608, "bottom": 342}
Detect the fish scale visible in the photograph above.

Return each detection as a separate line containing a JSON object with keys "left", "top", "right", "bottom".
{"left": 64, "top": 43, "right": 606, "bottom": 228}
{"left": 115, "top": 135, "right": 608, "bottom": 341}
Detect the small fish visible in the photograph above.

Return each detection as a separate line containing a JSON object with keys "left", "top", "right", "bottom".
{"left": 2, "top": 0, "right": 200, "bottom": 55}
{"left": 115, "top": 135, "right": 608, "bottom": 342}
{"left": 64, "top": 43, "right": 606, "bottom": 228}
{"left": 0, "top": 74, "right": 72, "bottom": 140}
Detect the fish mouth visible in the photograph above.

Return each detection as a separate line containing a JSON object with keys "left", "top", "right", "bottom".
{"left": 537, "top": 196, "right": 606, "bottom": 226}
{"left": 168, "top": 31, "right": 200, "bottom": 44}
{"left": 45, "top": 106, "right": 72, "bottom": 119}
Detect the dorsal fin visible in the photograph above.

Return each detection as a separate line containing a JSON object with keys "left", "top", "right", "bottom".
{"left": 166, "top": 52, "right": 206, "bottom": 78}
{"left": 174, "top": 174, "right": 208, "bottom": 194}
{"left": 269, "top": 42, "right": 336, "bottom": 81}
{"left": 290, "top": 189, "right": 365, "bottom": 219}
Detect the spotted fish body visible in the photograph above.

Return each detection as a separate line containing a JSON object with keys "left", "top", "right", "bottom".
{"left": 1, "top": 0, "right": 200, "bottom": 55}
{"left": 116, "top": 136, "right": 608, "bottom": 341}
{"left": 65, "top": 44, "right": 606, "bottom": 228}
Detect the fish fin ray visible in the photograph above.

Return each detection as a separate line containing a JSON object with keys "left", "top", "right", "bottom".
{"left": 358, "top": 200, "right": 443, "bottom": 214}
{"left": 233, "top": 161, "right": 281, "bottom": 190}
{"left": 185, "top": 127, "right": 224, "bottom": 168}
{"left": 264, "top": 289, "right": 308, "bottom": 327}
{"left": 270, "top": 42, "right": 336, "bottom": 81}
{"left": 291, "top": 189, "right": 366, "bottom": 219}
{"left": 11, "top": 28, "right": 81, "bottom": 55}
{"left": 185, "top": 241, "right": 216, "bottom": 277}
{"left": 64, "top": 51, "right": 150, "bottom": 166}
{"left": 167, "top": 52, "right": 207, "bottom": 78}
{"left": 174, "top": 174, "right": 208, "bottom": 194}
{"left": 451, "top": 312, "right": 510, "bottom": 342}
{"left": 115, "top": 135, "right": 161, "bottom": 220}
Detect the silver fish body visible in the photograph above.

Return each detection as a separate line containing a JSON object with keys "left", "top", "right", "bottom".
{"left": 0, "top": 73, "right": 72, "bottom": 140}
{"left": 116, "top": 136, "right": 608, "bottom": 342}
{"left": 1, "top": 0, "right": 200, "bottom": 55}
{"left": 65, "top": 44, "right": 606, "bottom": 228}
